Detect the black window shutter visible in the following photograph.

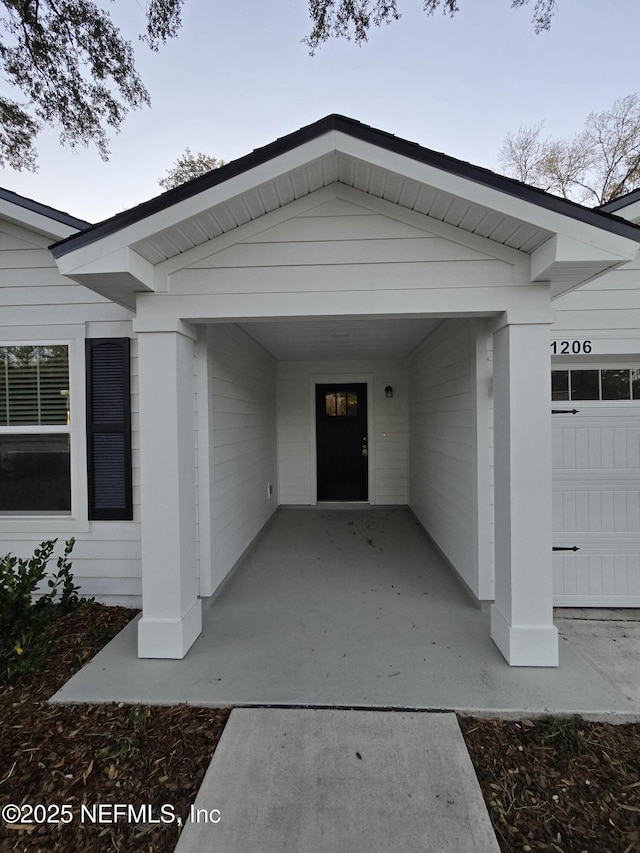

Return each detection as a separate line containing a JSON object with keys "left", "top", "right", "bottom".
{"left": 86, "top": 338, "right": 133, "bottom": 520}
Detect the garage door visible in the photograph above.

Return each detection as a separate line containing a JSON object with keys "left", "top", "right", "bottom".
{"left": 552, "top": 366, "right": 640, "bottom": 606}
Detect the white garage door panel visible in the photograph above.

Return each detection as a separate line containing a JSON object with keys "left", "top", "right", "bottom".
{"left": 553, "top": 405, "right": 640, "bottom": 606}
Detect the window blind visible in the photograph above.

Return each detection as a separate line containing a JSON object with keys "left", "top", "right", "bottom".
{"left": 0, "top": 346, "right": 69, "bottom": 426}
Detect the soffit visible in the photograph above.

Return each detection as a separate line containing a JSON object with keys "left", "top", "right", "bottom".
{"left": 129, "top": 151, "right": 553, "bottom": 267}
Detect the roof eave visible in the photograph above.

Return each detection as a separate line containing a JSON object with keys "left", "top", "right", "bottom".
{"left": 51, "top": 114, "right": 640, "bottom": 261}
{"left": 0, "top": 188, "right": 89, "bottom": 239}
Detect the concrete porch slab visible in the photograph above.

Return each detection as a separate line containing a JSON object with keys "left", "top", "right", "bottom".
{"left": 52, "top": 509, "right": 640, "bottom": 719}
{"left": 173, "top": 709, "right": 500, "bottom": 853}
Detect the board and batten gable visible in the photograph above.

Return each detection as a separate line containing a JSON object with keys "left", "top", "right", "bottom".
{"left": 0, "top": 215, "right": 141, "bottom": 605}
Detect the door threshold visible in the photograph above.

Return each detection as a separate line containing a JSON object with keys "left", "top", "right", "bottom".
{"left": 315, "top": 501, "right": 370, "bottom": 510}
{"left": 278, "top": 504, "right": 408, "bottom": 512}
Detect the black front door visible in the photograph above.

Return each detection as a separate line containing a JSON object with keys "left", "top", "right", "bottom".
{"left": 316, "top": 384, "right": 368, "bottom": 501}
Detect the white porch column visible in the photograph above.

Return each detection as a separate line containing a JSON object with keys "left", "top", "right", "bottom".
{"left": 136, "top": 320, "right": 202, "bottom": 658}
{"left": 491, "top": 317, "right": 558, "bottom": 666}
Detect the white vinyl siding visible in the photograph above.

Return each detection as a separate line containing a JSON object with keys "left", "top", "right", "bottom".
{"left": 553, "top": 255, "right": 640, "bottom": 355}
{"left": 0, "top": 218, "right": 140, "bottom": 606}
{"left": 409, "top": 319, "right": 478, "bottom": 596}
{"left": 0, "top": 221, "right": 130, "bottom": 326}
{"left": 171, "top": 188, "right": 523, "bottom": 304}
{"left": 206, "top": 324, "right": 278, "bottom": 589}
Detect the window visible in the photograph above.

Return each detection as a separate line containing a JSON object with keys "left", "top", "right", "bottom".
{"left": 552, "top": 368, "right": 640, "bottom": 402}
{"left": 325, "top": 391, "right": 358, "bottom": 417}
{"left": 0, "top": 345, "right": 71, "bottom": 513}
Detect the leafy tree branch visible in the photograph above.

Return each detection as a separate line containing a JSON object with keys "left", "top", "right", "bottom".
{"left": 158, "top": 148, "right": 225, "bottom": 190}
{"left": 304, "top": 0, "right": 558, "bottom": 52}
{"left": 0, "top": 0, "right": 183, "bottom": 170}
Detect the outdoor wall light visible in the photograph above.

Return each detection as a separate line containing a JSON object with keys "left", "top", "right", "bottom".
{"left": 385, "top": 385, "right": 393, "bottom": 398}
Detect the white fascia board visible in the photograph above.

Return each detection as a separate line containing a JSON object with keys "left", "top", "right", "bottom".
{"left": 57, "top": 133, "right": 340, "bottom": 268}
{"left": 0, "top": 198, "right": 79, "bottom": 241}
{"left": 334, "top": 133, "right": 640, "bottom": 257}
{"left": 530, "top": 234, "right": 638, "bottom": 282}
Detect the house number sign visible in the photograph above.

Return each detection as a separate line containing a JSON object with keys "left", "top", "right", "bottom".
{"left": 551, "top": 340, "right": 592, "bottom": 354}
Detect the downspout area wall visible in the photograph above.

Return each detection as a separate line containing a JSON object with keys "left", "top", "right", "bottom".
{"left": 408, "top": 319, "right": 480, "bottom": 598}
{"left": 205, "top": 324, "right": 278, "bottom": 590}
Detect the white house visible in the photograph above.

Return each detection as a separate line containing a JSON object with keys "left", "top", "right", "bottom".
{"left": 2, "top": 115, "right": 640, "bottom": 668}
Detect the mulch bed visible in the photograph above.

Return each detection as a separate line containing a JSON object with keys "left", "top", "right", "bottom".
{"left": 0, "top": 603, "right": 229, "bottom": 852}
{"left": 460, "top": 716, "right": 640, "bottom": 853}
{"left": 1, "top": 602, "right": 639, "bottom": 852}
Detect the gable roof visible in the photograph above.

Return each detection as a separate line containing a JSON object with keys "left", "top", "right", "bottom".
{"left": 598, "top": 188, "right": 640, "bottom": 214}
{"left": 598, "top": 188, "right": 640, "bottom": 226}
{"left": 0, "top": 187, "right": 90, "bottom": 240}
{"left": 49, "top": 114, "right": 640, "bottom": 308}
{"left": 52, "top": 114, "right": 640, "bottom": 258}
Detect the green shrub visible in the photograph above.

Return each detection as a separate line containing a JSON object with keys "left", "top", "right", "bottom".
{"left": 0, "top": 538, "right": 85, "bottom": 677}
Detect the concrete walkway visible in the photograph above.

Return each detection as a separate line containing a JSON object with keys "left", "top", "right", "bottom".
{"left": 52, "top": 508, "right": 640, "bottom": 719}
{"left": 50, "top": 509, "right": 640, "bottom": 853}
{"left": 173, "top": 708, "right": 500, "bottom": 853}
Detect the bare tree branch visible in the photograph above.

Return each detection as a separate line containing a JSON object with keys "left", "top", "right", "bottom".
{"left": 499, "top": 95, "right": 640, "bottom": 205}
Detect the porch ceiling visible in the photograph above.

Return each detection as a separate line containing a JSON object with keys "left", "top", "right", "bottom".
{"left": 237, "top": 316, "right": 442, "bottom": 361}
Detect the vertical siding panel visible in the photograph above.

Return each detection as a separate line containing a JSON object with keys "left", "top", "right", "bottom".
{"left": 563, "top": 430, "right": 576, "bottom": 469}
{"left": 601, "top": 429, "right": 614, "bottom": 468}
{"left": 628, "top": 490, "right": 640, "bottom": 531}
{"left": 552, "top": 492, "right": 562, "bottom": 533}
{"left": 575, "top": 492, "right": 588, "bottom": 531}
{"left": 601, "top": 557, "right": 615, "bottom": 595}
{"left": 630, "top": 555, "right": 640, "bottom": 594}
{"left": 575, "top": 429, "right": 589, "bottom": 469}
{"left": 588, "top": 427, "right": 601, "bottom": 468}
{"left": 614, "top": 555, "right": 628, "bottom": 594}
{"left": 563, "top": 492, "right": 575, "bottom": 533}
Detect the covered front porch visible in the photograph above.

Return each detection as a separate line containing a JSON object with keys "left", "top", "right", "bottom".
{"left": 51, "top": 115, "right": 640, "bottom": 668}
{"left": 135, "top": 309, "right": 558, "bottom": 667}
{"left": 53, "top": 508, "right": 634, "bottom": 714}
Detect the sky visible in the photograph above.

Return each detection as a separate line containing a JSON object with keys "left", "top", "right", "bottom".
{"left": 2, "top": 0, "right": 638, "bottom": 224}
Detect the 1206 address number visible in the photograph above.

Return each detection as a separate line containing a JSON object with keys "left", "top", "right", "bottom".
{"left": 551, "top": 340, "right": 592, "bottom": 354}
